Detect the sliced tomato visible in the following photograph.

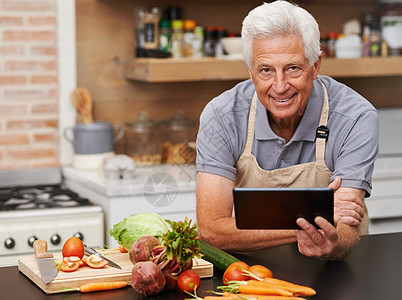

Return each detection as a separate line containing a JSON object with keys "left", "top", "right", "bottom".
{"left": 80, "top": 257, "right": 87, "bottom": 267}
{"left": 85, "top": 254, "right": 109, "bottom": 269}
{"left": 60, "top": 261, "right": 80, "bottom": 272}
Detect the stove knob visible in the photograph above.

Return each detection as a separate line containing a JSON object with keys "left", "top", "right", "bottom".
{"left": 73, "top": 232, "right": 84, "bottom": 241}
{"left": 27, "top": 235, "right": 38, "bottom": 247}
{"left": 4, "top": 238, "right": 15, "bottom": 249}
{"left": 50, "top": 234, "right": 61, "bottom": 245}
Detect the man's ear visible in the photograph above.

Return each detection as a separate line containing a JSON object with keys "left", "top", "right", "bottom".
{"left": 313, "top": 55, "right": 322, "bottom": 78}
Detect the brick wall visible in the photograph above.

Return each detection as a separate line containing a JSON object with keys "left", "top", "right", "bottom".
{"left": 0, "top": 0, "right": 59, "bottom": 169}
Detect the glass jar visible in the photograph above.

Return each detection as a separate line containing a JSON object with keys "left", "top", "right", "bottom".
{"left": 183, "top": 20, "right": 197, "bottom": 57}
{"left": 125, "top": 111, "right": 162, "bottom": 166}
{"left": 162, "top": 110, "right": 196, "bottom": 164}
{"left": 378, "top": 0, "right": 402, "bottom": 55}
{"left": 170, "top": 20, "right": 184, "bottom": 58}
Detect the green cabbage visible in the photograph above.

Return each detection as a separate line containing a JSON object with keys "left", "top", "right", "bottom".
{"left": 109, "top": 212, "right": 170, "bottom": 251}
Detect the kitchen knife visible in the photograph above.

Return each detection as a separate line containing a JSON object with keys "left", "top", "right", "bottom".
{"left": 33, "top": 240, "right": 58, "bottom": 284}
{"left": 84, "top": 245, "right": 122, "bottom": 269}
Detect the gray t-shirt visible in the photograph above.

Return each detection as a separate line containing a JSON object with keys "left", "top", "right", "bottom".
{"left": 196, "top": 75, "right": 379, "bottom": 195}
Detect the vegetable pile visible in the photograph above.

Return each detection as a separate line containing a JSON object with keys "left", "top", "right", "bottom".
{"left": 109, "top": 213, "right": 317, "bottom": 299}
{"left": 200, "top": 262, "right": 316, "bottom": 300}
{"left": 110, "top": 213, "right": 203, "bottom": 296}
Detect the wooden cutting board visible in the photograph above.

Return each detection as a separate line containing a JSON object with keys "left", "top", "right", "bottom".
{"left": 18, "top": 248, "right": 213, "bottom": 294}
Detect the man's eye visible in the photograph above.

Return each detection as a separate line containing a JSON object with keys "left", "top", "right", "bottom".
{"left": 288, "top": 66, "right": 300, "bottom": 71}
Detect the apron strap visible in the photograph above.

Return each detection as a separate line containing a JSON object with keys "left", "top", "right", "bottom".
{"left": 243, "top": 92, "right": 258, "bottom": 154}
{"left": 316, "top": 78, "right": 329, "bottom": 163}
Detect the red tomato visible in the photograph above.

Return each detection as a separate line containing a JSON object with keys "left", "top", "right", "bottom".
{"left": 60, "top": 261, "right": 80, "bottom": 272}
{"left": 228, "top": 262, "right": 249, "bottom": 269}
{"left": 62, "top": 237, "right": 85, "bottom": 259}
{"left": 177, "top": 270, "right": 201, "bottom": 293}
{"left": 85, "top": 254, "right": 109, "bottom": 269}
{"left": 249, "top": 264, "right": 273, "bottom": 279}
{"left": 222, "top": 262, "right": 250, "bottom": 285}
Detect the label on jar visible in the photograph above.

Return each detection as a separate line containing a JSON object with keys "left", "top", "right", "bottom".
{"left": 381, "top": 16, "right": 402, "bottom": 49}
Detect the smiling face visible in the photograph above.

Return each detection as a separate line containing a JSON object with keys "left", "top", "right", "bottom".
{"left": 249, "top": 35, "right": 321, "bottom": 135}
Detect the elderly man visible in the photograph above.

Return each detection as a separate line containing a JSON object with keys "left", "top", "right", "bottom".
{"left": 196, "top": 0, "right": 379, "bottom": 259}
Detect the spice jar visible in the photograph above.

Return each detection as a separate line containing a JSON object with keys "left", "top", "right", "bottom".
{"left": 378, "top": 0, "right": 402, "bottom": 56}
{"left": 125, "top": 111, "right": 162, "bottom": 166}
{"left": 162, "top": 110, "right": 196, "bottom": 164}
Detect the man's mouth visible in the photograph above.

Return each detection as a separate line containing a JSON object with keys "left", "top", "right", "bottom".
{"left": 274, "top": 93, "right": 296, "bottom": 103}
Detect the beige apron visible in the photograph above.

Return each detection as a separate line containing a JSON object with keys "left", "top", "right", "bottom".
{"left": 235, "top": 80, "right": 368, "bottom": 234}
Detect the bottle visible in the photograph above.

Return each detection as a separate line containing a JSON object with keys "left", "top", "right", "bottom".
{"left": 369, "top": 21, "right": 381, "bottom": 56}
{"left": 214, "top": 26, "right": 227, "bottom": 57}
{"left": 193, "top": 26, "right": 204, "bottom": 58}
{"left": 361, "top": 13, "right": 376, "bottom": 57}
{"left": 320, "top": 36, "right": 329, "bottom": 57}
{"left": 183, "top": 20, "right": 196, "bottom": 57}
{"left": 159, "top": 19, "right": 171, "bottom": 53}
{"left": 170, "top": 20, "right": 184, "bottom": 58}
{"left": 142, "top": 8, "right": 160, "bottom": 50}
{"left": 167, "top": 6, "right": 181, "bottom": 21}
{"left": 203, "top": 26, "right": 216, "bottom": 57}
{"left": 378, "top": 0, "right": 402, "bottom": 56}
{"left": 327, "top": 31, "right": 338, "bottom": 57}
{"left": 134, "top": 7, "right": 146, "bottom": 55}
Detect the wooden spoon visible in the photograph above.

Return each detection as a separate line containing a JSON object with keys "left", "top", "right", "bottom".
{"left": 71, "top": 87, "right": 93, "bottom": 123}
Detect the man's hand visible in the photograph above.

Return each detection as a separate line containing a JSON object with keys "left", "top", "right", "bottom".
{"left": 329, "top": 177, "right": 365, "bottom": 227}
{"left": 295, "top": 177, "right": 366, "bottom": 259}
{"left": 296, "top": 217, "right": 339, "bottom": 257}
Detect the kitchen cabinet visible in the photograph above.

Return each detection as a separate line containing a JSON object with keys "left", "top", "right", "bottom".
{"left": 76, "top": 0, "right": 402, "bottom": 157}
{"left": 125, "top": 56, "right": 402, "bottom": 82}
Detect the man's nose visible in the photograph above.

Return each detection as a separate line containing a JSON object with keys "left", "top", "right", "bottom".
{"left": 272, "top": 72, "right": 289, "bottom": 93}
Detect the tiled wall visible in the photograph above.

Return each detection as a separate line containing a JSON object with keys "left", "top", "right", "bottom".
{"left": 0, "top": 0, "right": 59, "bottom": 169}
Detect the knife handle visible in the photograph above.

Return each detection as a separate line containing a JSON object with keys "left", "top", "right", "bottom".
{"left": 33, "top": 240, "right": 53, "bottom": 259}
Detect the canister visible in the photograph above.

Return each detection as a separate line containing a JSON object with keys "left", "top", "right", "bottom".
{"left": 125, "top": 111, "right": 162, "bottom": 166}
{"left": 162, "top": 110, "right": 196, "bottom": 164}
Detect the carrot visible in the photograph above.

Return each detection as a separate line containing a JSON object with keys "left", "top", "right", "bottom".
{"left": 119, "top": 245, "right": 128, "bottom": 253}
{"left": 79, "top": 281, "right": 128, "bottom": 293}
{"left": 204, "top": 297, "right": 240, "bottom": 300}
{"left": 233, "top": 295, "right": 305, "bottom": 300}
{"left": 238, "top": 283, "right": 293, "bottom": 296}
{"left": 209, "top": 294, "right": 306, "bottom": 300}
{"left": 262, "top": 277, "right": 316, "bottom": 296}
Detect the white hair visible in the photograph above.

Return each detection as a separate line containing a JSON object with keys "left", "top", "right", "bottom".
{"left": 241, "top": 1, "right": 321, "bottom": 68}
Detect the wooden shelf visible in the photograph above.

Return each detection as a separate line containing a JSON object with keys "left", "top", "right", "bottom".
{"left": 124, "top": 56, "right": 402, "bottom": 83}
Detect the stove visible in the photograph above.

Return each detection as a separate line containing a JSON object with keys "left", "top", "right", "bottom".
{"left": 0, "top": 168, "right": 104, "bottom": 267}
{"left": 0, "top": 184, "right": 92, "bottom": 211}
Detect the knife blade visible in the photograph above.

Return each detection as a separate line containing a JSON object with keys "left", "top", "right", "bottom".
{"left": 84, "top": 245, "right": 122, "bottom": 269}
{"left": 33, "top": 240, "right": 58, "bottom": 284}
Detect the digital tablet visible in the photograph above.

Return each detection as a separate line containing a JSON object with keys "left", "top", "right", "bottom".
{"left": 233, "top": 187, "right": 334, "bottom": 229}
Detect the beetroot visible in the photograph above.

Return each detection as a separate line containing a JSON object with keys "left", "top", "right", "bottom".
{"left": 131, "top": 261, "right": 166, "bottom": 296}
{"left": 162, "top": 270, "right": 177, "bottom": 290}
{"left": 129, "top": 235, "right": 160, "bottom": 264}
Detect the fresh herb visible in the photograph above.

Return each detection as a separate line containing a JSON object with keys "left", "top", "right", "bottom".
{"left": 162, "top": 217, "right": 202, "bottom": 264}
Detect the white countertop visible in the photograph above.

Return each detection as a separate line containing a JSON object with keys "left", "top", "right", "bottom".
{"left": 62, "top": 164, "right": 196, "bottom": 197}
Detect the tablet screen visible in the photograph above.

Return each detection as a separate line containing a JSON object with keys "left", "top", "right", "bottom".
{"left": 233, "top": 187, "right": 334, "bottom": 229}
